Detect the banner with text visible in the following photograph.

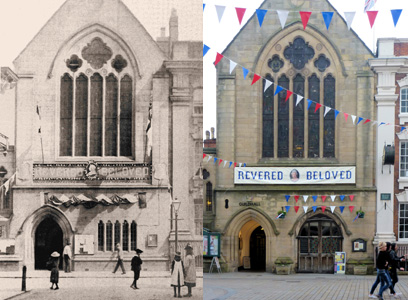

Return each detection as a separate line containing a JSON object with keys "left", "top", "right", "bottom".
{"left": 234, "top": 167, "right": 356, "bottom": 185}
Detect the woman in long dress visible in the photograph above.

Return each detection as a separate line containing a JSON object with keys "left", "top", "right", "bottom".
{"left": 171, "top": 251, "right": 184, "bottom": 298}
{"left": 49, "top": 251, "right": 60, "bottom": 290}
{"left": 183, "top": 244, "right": 196, "bottom": 297}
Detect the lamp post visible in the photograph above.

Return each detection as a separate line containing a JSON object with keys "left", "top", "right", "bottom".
{"left": 173, "top": 198, "right": 181, "bottom": 253}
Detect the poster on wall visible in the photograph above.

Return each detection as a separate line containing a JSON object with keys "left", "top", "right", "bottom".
{"left": 334, "top": 252, "right": 346, "bottom": 274}
{"left": 74, "top": 235, "right": 94, "bottom": 255}
{"left": 203, "top": 235, "right": 208, "bottom": 255}
{"left": 209, "top": 235, "right": 219, "bottom": 256}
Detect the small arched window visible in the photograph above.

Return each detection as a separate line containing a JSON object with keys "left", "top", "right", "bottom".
{"left": 98, "top": 221, "right": 104, "bottom": 251}
{"left": 106, "top": 221, "right": 113, "bottom": 251}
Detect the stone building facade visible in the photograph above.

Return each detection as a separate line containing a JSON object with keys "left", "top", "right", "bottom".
{"left": 0, "top": 0, "right": 202, "bottom": 271}
{"left": 206, "top": 0, "right": 377, "bottom": 273}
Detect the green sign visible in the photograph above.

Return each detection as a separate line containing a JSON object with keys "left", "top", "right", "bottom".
{"left": 380, "top": 193, "right": 391, "bottom": 200}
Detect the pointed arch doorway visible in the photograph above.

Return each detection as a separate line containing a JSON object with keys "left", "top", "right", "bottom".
{"left": 35, "top": 217, "right": 63, "bottom": 269}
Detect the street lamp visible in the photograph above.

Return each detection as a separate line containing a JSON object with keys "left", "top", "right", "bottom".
{"left": 173, "top": 198, "right": 181, "bottom": 253}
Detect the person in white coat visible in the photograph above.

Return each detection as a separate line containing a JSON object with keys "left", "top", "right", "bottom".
{"left": 183, "top": 244, "right": 196, "bottom": 297}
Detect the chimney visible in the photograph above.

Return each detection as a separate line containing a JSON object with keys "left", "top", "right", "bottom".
{"left": 169, "top": 8, "right": 178, "bottom": 43}
{"left": 206, "top": 130, "right": 210, "bottom": 140}
{"left": 211, "top": 127, "right": 215, "bottom": 139}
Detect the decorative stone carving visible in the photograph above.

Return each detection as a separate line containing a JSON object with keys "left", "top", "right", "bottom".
{"left": 284, "top": 37, "right": 315, "bottom": 70}
{"left": 65, "top": 54, "right": 83, "bottom": 72}
{"left": 81, "top": 37, "right": 113, "bottom": 69}
{"left": 268, "top": 55, "right": 284, "bottom": 73}
{"left": 111, "top": 54, "right": 128, "bottom": 73}
{"left": 314, "top": 54, "right": 331, "bottom": 72}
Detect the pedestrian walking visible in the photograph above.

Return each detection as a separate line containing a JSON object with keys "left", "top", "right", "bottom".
{"left": 112, "top": 243, "right": 126, "bottom": 274}
{"left": 372, "top": 241, "right": 390, "bottom": 300}
{"left": 63, "top": 240, "right": 72, "bottom": 273}
{"left": 48, "top": 251, "right": 60, "bottom": 290}
{"left": 130, "top": 248, "right": 143, "bottom": 289}
{"left": 369, "top": 242, "right": 396, "bottom": 298}
{"left": 171, "top": 251, "right": 184, "bottom": 298}
{"left": 389, "top": 243, "right": 406, "bottom": 296}
{"left": 183, "top": 243, "right": 196, "bottom": 297}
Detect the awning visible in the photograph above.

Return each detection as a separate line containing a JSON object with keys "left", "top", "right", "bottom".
{"left": 49, "top": 193, "right": 139, "bottom": 209}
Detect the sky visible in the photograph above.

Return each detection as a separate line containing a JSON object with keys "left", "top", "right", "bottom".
{"left": 203, "top": 0, "right": 408, "bottom": 138}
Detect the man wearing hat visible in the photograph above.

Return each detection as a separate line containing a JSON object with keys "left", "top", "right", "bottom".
{"left": 113, "top": 243, "right": 126, "bottom": 274}
{"left": 183, "top": 243, "right": 196, "bottom": 297}
{"left": 49, "top": 251, "right": 60, "bottom": 290}
{"left": 63, "top": 239, "right": 72, "bottom": 273}
{"left": 130, "top": 249, "right": 143, "bottom": 289}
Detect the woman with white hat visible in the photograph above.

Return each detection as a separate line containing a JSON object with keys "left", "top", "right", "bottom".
{"left": 49, "top": 251, "right": 60, "bottom": 290}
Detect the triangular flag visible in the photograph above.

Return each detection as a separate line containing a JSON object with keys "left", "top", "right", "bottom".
{"left": 312, "top": 196, "right": 317, "bottom": 202}
{"left": 330, "top": 195, "right": 336, "bottom": 202}
{"left": 324, "top": 107, "right": 331, "bottom": 117}
{"left": 299, "top": 11, "right": 312, "bottom": 30}
{"left": 235, "top": 7, "right": 246, "bottom": 25}
{"left": 334, "top": 110, "right": 340, "bottom": 119}
{"left": 285, "top": 91, "right": 293, "bottom": 102}
{"left": 242, "top": 67, "right": 249, "bottom": 79}
{"left": 307, "top": 99, "right": 312, "bottom": 110}
{"left": 218, "top": 159, "right": 223, "bottom": 166}
{"left": 344, "top": 12, "right": 356, "bottom": 30}
{"left": 314, "top": 103, "right": 322, "bottom": 113}
{"left": 339, "top": 195, "right": 345, "bottom": 201}
{"left": 357, "top": 117, "right": 364, "bottom": 125}
{"left": 303, "top": 206, "right": 308, "bottom": 213}
{"left": 330, "top": 206, "right": 336, "bottom": 213}
{"left": 294, "top": 206, "right": 299, "bottom": 213}
{"left": 351, "top": 115, "right": 356, "bottom": 124}
{"left": 277, "top": 10, "right": 289, "bottom": 29}
{"left": 214, "top": 157, "right": 218, "bottom": 164}
{"left": 203, "top": 153, "right": 207, "bottom": 159}
{"left": 343, "top": 113, "right": 348, "bottom": 122}
{"left": 256, "top": 9, "right": 268, "bottom": 27}
{"left": 321, "top": 196, "right": 327, "bottom": 202}
{"left": 363, "top": 119, "right": 371, "bottom": 124}
{"left": 391, "top": 9, "right": 402, "bottom": 27}
{"left": 230, "top": 61, "right": 237, "bottom": 74}
{"left": 243, "top": 163, "right": 246, "bottom": 167}
{"left": 223, "top": 160, "right": 228, "bottom": 168}
{"left": 349, "top": 195, "right": 355, "bottom": 201}
{"left": 303, "top": 195, "right": 308, "bottom": 203}
{"left": 234, "top": 162, "right": 237, "bottom": 168}
{"left": 339, "top": 206, "right": 345, "bottom": 213}
{"left": 264, "top": 79, "right": 273, "bottom": 92}
{"left": 321, "top": 12, "right": 334, "bottom": 30}
{"left": 379, "top": 122, "right": 385, "bottom": 126}
{"left": 322, "top": 206, "right": 326, "bottom": 213}
{"left": 252, "top": 74, "right": 261, "bottom": 85}
{"left": 401, "top": 127, "right": 406, "bottom": 133}
{"left": 229, "top": 161, "right": 233, "bottom": 168}
{"left": 349, "top": 206, "right": 355, "bottom": 213}
{"left": 203, "top": 3, "right": 205, "bottom": 11}
{"left": 215, "top": 5, "right": 226, "bottom": 23}
{"left": 367, "top": 11, "right": 378, "bottom": 28}
{"left": 312, "top": 206, "right": 317, "bottom": 212}
{"left": 214, "top": 53, "right": 223, "bottom": 66}
{"left": 274, "top": 85, "right": 283, "bottom": 96}
{"left": 296, "top": 95, "right": 303, "bottom": 106}
{"left": 285, "top": 205, "right": 290, "bottom": 213}
{"left": 207, "top": 155, "right": 213, "bottom": 162}
{"left": 203, "top": 44, "right": 210, "bottom": 57}
{"left": 239, "top": 163, "right": 242, "bottom": 167}
{"left": 371, "top": 121, "right": 378, "bottom": 127}
{"left": 294, "top": 195, "right": 299, "bottom": 203}
{"left": 285, "top": 195, "right": 290, "bottom": 202}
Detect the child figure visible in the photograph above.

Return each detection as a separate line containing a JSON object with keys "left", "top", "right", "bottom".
{"left": 49, "top": 251, "right": 60, "bottom": 290}
{"left": 171, "top": 251, "right": 184, "bottom": 298}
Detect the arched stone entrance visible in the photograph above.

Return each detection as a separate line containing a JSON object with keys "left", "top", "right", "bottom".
{"left": 35, "top": 218, "right": 63, "bottom": 269}
{"left": 223, "top": 208, "right": 278, "bottom": 272}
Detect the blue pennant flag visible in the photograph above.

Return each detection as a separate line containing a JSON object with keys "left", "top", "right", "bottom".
{"left": 203, "top": 44, "right": 210, "bottom": 57}
{"left": 285, "top": 195, "right": 290, "bottom": 202}
{"left": 401, "top": 127, "right": 406, "bottom": 133}
{"left": 243, "top": 163, "right": 247, "bottom": 167}
{"left": 256, "top": 9, "right": 268, "bottom": 27}
{"left": 334, "top": 110, "right": 340, "bottom": 119}
{"left": 391, "top": 9, "right": 402, "bottom": 27}
{"left": 274, "top": 85, "right": 283, "bottom": 96}
{"left": 339, "top": 206, "right": 345, "bottom": 213}
{"left": 213, "top": 157, "right": 218, "bottom": 164}
{"left": 285, "top": 205, "right": 291, "bottom": 213}
{"left": 229, "top": 161, "right": 233, "bottom": 168}
{"left": 321, "top": 12, "right": 334, "bottom": 30}
{"left": 312, "top": 206, "right": 317, "bottom": 212}
{"left": 307, "top": 99, "right": 312, "bottom": 110}
{"left": 379, "top": 122, "right": 385, "bottom": 126}
{"left": 203, "top": 3, "right": 205, "bottom": 11}
{"left": 357, "top": 117, "right": 363, "bottom": 125}
{"left": 312, "top": 196, "right": 317, "bottom": 202}
{"left": 339, "top": 195, "right": 345, "bottom": 201}
{"left": 242, "top": 67, "right": 249, "bottom": 79}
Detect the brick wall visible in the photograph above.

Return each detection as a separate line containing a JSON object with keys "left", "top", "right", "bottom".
{"left": 394, "top": 43, "right": 408, "bottom": 56}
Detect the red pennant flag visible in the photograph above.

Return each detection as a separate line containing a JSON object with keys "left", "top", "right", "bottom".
{"left": 214, "top": 53, "right": 224, "bottom": 66}
{"left": 367, "top": 11, "right": 378, "bottom": 28}
{"left": 235, "top": 7, "right": 246, "bottom": 25}
{"left": 344, "top": 113, "right": 349, "bottom": 122}
{"left": 285, "top": 91, "right": 293, "bottom": 102}
{"left": 314, "top": 103, "right": 322, "bottom": 113}
{"left": 299, "top": 11, "right": 312, "bottom": 30}
{"left": 322, "top": 206, "right": 326, "bottom": 213}
{"left": 363, "top": 119, "right": 371, "bottom": 124}
{"left": 349, "top": 206, "right": 355, "bottom": 213}
{"left": 218, "top": 159, "right": 223, "bottom": 166}
{"left": 251, "top": 74, "right": 261, "bottom": 85}
{"left": 294, "top": 195, "right": 299, "bottom": 203}
{"left": 321, "top": 195, "right": 327, "bottom": 202}
{"left": 234, "top": 162, "right": 237, "bottom": 168}
{"left": 203, "top": 153, "right": 206, "bottom": 159}
{"left": 294, "top": 206, "right": 299, "bottom": 213}
{"left": 349, "top": 195, "right": 355, "bottom": 201}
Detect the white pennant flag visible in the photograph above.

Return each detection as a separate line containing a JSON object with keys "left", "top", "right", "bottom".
{"left": 239, "top": 163, "right": 242, "bottom": 167}
{"left": 264, "top": 79, "right": 273, "bottom": 92}
{"left": 296, "top": 95, "right": 304, "bottom": 106}
{"left": 330, "top": 206, "right": 336, "bottom": 213}
{"left": 303, "top": 206, "right": 309, "bottom": 214}
{"left": 229, "top": 61, "right": 237, "bottom": 74}
{"left": 324, "top": 106, "right": 331, "bottom": 117}
{"left": 330, "top": 195, "right": 336, "bottom": 202}
{"left": 351, "top": 115, "right": 356, "bottom": 124}
{"left": 344, "top": 12, "right": 356, "bottom": 30}
{"left": 371, "top": 121, "right": 378, "bottom": 127}
{"left": 277, "top": 10, "right": 289, "bottom": 29}
{"left": 303, "top": 195, "right": 308, "bottom": 203}
{"left": 215, "top": 5, "right": 226, "bottom": 23}
{"left": 207, "top": 155, "right": 213, "bottom": 162}
{"left": 223, "top": 160, "right": 228, "bottom": 168}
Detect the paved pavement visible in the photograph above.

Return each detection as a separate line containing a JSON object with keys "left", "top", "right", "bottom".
{"left": 0, "top": 271, "right": 203, "bottom": 300}
{"left": 204, "top": 272, "right": 408, "bottom": 300}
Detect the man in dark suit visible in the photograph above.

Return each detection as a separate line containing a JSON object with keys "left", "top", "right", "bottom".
{"left": 130, "top": 249, "right": 143, "bottom": 289}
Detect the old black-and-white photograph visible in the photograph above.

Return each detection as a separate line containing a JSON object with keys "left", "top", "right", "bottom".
{"left": 0, "top": 0, "right": 203, "bottom": 299}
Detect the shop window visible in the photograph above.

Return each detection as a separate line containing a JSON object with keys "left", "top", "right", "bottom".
{"left": 401, "top": 142, "right": 408, "bottom": 177}
{"left": 99, "top": 220, "right": 137, "bottom": 252}
{"left": 399, "top": 203, "right": 408, "bottom": 239}
{"left": 401, "top": 88, "right": 408, "bottom": 113}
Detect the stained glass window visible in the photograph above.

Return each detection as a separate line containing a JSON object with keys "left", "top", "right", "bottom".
{"left": 308, "top": 74, "right": 320, "bottom": 158}
{"left": 324, "top": 75, "right": 335, "bottom": 157}
{"left": 98, "top": 221, "right": 104, "bottom": 251}
{"left": 293, "top": 74, "right": 305, "bottom": 158}
{"left": 262, "top": 74, "right": 274, "bottom": 157}
{"left": 277, "top": 75, "right": 289, "bottom": 157}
